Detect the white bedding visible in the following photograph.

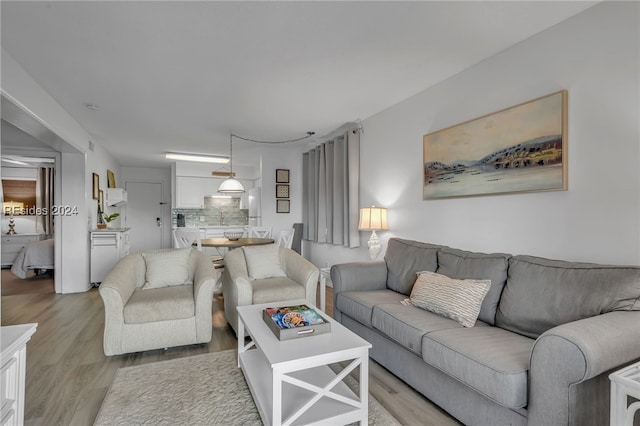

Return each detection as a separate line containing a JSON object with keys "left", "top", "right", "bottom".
{"left": 11, "top": 238, "right": 55, "bottom": 279}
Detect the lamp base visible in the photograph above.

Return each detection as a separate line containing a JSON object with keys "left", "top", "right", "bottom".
{"left": 367, "top": 230, "right": 382, "bottom": 260}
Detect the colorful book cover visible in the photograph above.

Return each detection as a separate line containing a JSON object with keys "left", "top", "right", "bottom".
{"left": 264, "top": 305, "right": 327, "bottom": 329}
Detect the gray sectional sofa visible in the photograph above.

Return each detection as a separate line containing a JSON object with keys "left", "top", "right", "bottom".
{"left": 331, "top": 238, "right": 640, "bottom": 425}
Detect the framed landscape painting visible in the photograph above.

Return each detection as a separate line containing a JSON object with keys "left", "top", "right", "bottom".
{"left": 423, "top": 90, "right": 567, "bottom": 199}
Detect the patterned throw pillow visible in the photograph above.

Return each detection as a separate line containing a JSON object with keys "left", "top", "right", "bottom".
{"left": 406, "top": 271, "right": 491, "bottom": 327}
{"left": 142, "top": 248, "right": 192, "bottom": 289}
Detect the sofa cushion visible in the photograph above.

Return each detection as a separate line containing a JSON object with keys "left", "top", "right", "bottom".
{"left": 437, "top": 247, "right": 511, "bottom": 325}
{"left": 407, "top": 271, "right": 491, "bottom": 327}
{"left": 422, "top": 326, "right": 534, "bottom": 409}
{"left": 242, "top": 244, "right": 287, "bottom": 280}
{"left": 496, "top": 255, "right": 640, "bottom": 338}
{"left": 336, "top": 290, "right": 406, "bottom": 327}
{"left": 142, "top": 248, "right": 192, "bottom": 289}
{"left": 124, "top": 284, "right": 195, "bottom": 324}
{"left": 384, "top": 238, "right": 445, "bottom": 295}
{"left": 371, "top": 303, "right": 465, "bottom": 355}
{"left": 251, "top": 277, "right": 305, "bottom": 304}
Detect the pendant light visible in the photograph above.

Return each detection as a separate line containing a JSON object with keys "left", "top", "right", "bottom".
{"left": 218, "top": 134, "right": 245, "bottom": 193}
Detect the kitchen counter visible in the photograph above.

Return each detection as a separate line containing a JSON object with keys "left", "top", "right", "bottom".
{"left": 90, "top": 227, "right": 131, "bottom": 232}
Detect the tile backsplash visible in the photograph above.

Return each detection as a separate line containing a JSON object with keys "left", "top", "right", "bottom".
{"left": 172, "top": 197, "right": 248, "bottom": 227}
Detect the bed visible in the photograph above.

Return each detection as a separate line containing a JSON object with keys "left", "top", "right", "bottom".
{"left": 11, "top": 238, "right": 55, "bottom": 279}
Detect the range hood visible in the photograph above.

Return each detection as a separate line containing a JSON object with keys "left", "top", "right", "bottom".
{"left": 106, "top": 188, "right": 127, "bottom": 206}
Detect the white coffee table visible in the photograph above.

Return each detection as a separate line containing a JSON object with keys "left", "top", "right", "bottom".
{"left": 237, "top": 300, "right": 372, "bottom": 426}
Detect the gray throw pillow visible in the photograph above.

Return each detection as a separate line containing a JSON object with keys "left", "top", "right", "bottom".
{"left": 437, "top": 247, "right": 511, "bottom": 325}
{"left": 384, "top": 238, "right": 445, "bottom": 295}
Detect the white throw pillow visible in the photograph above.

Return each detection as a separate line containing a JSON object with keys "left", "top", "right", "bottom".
{"left": 142, "top": 248, "right": 192, "bottom": 289}
{"left": 406, "top": 271, "right": 491, "bottom": 327}
{"left": 242, "top": 244, "right": 286, "bottom": 280}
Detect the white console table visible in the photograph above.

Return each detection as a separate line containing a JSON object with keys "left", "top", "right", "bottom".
{"left": 319, "top": 267, "right": 333, "bottom": 312}
{"left": 1, "top": 323, "right": 37, "bottom": 426}
{"left": 609, "top": 361, "right": 640, "bottom": 426}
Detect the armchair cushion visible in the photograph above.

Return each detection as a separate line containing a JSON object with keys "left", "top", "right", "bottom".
{"left": 142, "top": 248, "right": 191, "bottom": 289}
{"left": 124, "top": 285, "right": 195, "bottom": 323}
{"left": 252, "top": 276, "right": 305, "bottom": 304}
{"left": 242, "top": 244, "right": 287, "bottom": 279}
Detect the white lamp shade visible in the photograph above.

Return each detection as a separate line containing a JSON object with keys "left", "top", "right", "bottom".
{"left": 217, "top": 177, "right": 245, "bottom": 193}
{"left": 358, "top": 206, "right": 389, "bottom": 231}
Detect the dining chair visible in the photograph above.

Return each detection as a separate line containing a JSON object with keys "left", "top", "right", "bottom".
{"left": 276, "top": 228, "right": 295, "bottom": 249}
{"left": 247, "top": 226, "right": 272, "bottom": 239}
{"left": 173, "top": 228, "right": 202, "bottom": 251}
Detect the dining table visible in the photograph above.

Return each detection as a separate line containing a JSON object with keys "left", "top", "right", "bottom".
{"left": 198, "top": 237, "right": 275, "bottom": 249}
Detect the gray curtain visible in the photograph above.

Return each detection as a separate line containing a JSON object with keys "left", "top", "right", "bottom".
{"left": 36, "top": 167, "right": 54, "bottom": 235}
{"left": 302, "top": 129, "right": 360, "bottom": 248}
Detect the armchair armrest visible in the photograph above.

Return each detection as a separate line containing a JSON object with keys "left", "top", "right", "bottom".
{"left": 528, "top": 311, "right": 640, "bottom": 425}
{"left": 99, "top": 253, "right": 145, "bottom": 356}
{"left": 222, "top": 248, "right": 254, "bottom": 334}
{"left": 192, "top": 251, "right": 217, "bottom": 341}
{"left": 100, "top": 253, "right": 144, "bottom": 307}
{"left": 280, "top": 247, "right": 319, "bottom": 304}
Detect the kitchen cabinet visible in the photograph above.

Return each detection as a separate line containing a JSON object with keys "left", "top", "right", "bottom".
{"left": 175, "top": 177, "right": 217, "bottom": 208}
{"left": 174, "top": 176, "right": 252, "bottom": 209}
{"left": 90, "top": 228, "right": 130, "bottom": 284}
{"left": 1, "top": 234, "right": 45, "bottom": 267}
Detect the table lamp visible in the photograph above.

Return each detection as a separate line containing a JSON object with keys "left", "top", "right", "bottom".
{"left": 358, "top": 206, "right": 389, "bottom": 260}
{"left": 4, "top": 201, "right": 24, "bottom": 235}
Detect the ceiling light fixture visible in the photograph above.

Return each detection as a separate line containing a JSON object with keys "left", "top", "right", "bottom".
{"left": 217, "top": 134, "right": 245, "bottom": 194}
{"left": 165, "top": 153, "right": 229, "bottom": 164}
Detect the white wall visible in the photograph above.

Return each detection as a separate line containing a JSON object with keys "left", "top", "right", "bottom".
{"left": 2, "top": 48, "right": 120, "bottom": 292}
{"left": 259, "top": 146, "right": 305, "bottom": 236}
{"left": 308, "top": 2, "right": 640, "bottom": 267}
{"left": 87, "top": 143, "right": 121, "bottom": 228}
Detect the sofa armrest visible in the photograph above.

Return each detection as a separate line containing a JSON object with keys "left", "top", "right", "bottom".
{"left": 280, "top": 247, "right": 319, "bottom": 304}
{"left": 528, "top": 311, "right": 640, "bottom": 425}
{"left": 331, "top": 261, "right": 387, "bottom": 322}
{"left": 330, "top": 261, "right": 388, "bottom": 293}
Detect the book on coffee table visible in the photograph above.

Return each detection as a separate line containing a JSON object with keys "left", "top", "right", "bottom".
{"left": 262, "top": 304, "right": 331, "bottom": 340}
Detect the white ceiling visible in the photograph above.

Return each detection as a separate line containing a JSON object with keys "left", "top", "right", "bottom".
{"left": 1, "top": 1, "right": 597, "bottom": 168}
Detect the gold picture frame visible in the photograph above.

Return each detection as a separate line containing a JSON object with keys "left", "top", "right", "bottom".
{"left": 107, "top": 170, "right": 116, "bottom": 188}
{"left": 92, "top": 173, "right": 99, "bottom": 200}
{"left": 423, "top": 90, "right": 568, "bottom": 199}
{"left": 98, "top": 189, "right": 104, "bottom": 212}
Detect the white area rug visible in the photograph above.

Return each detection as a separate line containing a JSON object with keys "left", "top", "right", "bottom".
{"left": 95, "top": 349, "right": 399, "bottom": 425}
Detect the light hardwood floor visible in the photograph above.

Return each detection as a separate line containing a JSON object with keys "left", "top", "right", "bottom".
{"left": 1, "top": 274, "right": 460, "bottom": 426}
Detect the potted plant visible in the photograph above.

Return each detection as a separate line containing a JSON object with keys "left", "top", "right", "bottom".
{"left": 102, "top": 212, "right": 120, "bottom": 228}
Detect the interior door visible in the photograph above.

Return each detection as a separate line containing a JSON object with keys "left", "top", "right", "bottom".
{"left": 125, "top": 181, "right": 164, "bottom": 253}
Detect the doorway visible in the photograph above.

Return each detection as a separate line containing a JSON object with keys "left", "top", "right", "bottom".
{"left": 125, "top": 181, "right": 166, "bottom": 253}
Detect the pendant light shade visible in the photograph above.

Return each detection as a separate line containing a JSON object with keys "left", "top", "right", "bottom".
{"left": 217, "top": 177, "right": 245, "bottom": 193}
{"left": 218, "top": 134, "right": 245, "bottom": 194}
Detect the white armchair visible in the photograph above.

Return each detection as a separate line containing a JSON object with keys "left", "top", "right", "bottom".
{"left": 99, "top": 248, "right": 217, "bottom": 355}
{"left": 222, "top": 245, "right": 319, "bottom": 334}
